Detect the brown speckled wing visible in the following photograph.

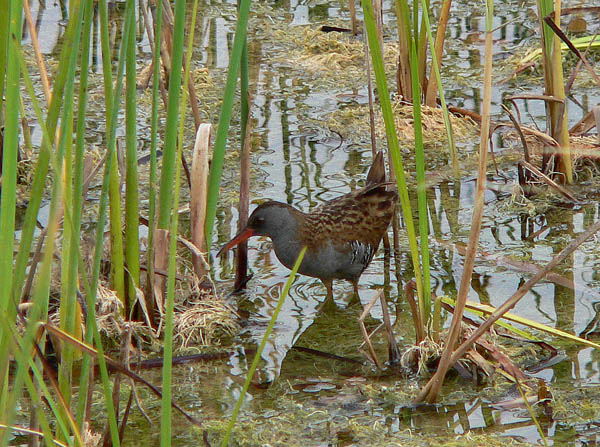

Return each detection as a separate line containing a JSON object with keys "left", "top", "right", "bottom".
{"left": 299, "top": 184, "right": 398, "bottom": 253}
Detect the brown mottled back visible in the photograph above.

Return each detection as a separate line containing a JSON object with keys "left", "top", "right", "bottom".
{"left": 298, "top": 153, "right": 397, "bottom": 254}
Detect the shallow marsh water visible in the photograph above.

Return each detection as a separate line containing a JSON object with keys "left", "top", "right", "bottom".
{"left": 21, "top": 0, "right": 600, "bottom": 445}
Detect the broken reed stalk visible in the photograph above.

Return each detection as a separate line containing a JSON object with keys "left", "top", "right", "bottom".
{"left": 348, "top": 0, "right": 357, "bottom": 35}
{"left": 394, "top": 0, "right": 411, "bottom": 100}
{"left": 519, "top": 159, "right": 577, "bottom": 202}
{"left": 543, "top": 14, "right": 600, "bottom": 88}
{"left": 417, "top": 217, "right": 600, "bottom": 403}
{"left": 190, "top": 123, "right": 212, "bottom": 280}
{"left": 23, "top": 0, "right": 51, "bottom": 104}
{"left": 417, "top": 0, "right": 494, "bottom": 404}
{"left": 424, "top": 0, "right": 452, "bottom": 107}
{"left": 235, "top": 103, "right": 252, "bottom": 290}
{"left": 541, "top": 3, "right": 573, "bottom": 183}
{"left": 565, "top": 30, "right": 599, "bottom": 96}
{"left": 501, "top": 103, "right": 530, "bottom": 185}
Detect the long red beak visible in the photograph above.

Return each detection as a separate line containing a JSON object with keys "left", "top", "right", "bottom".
{"left": 216, "top": 227, "right": 256, "bottom": 257}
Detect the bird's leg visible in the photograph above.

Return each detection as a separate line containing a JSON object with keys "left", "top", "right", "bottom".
{"left": 317, "top": 279, "right": 338, "bottom": 312}
{"left": 347, "top": 279, "right": 361, "bottom": 306}
{"left": 324, "top": 279, "right": 334, "bottom": 301}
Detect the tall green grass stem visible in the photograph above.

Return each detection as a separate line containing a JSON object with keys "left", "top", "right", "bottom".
{"left": 0, "top": 0, "right": 9, "bottom": 117}
{"left": 362, "top": 0, "right": 426, "bottom": 322}
{"left": 156, "top": 0, "right": 187, "bottom": 230}
{"left": 0, "top": 0, "right": 24, "bottom": 429}
{"left": 221, "top": 247, "right": 307, "bottom": 447}
{"left": 205, "top": 0, "right": 252, "bottom": 248}
{"left": 3, "top": 6, "right": 106, "bottom": 441}
{"left": 125, "top": 0, "right": 141, "bottom": 308}
{"left": 146, "top": 0, "right": 164, "bottom": 316}
{"left": 419, "top": 0, "right": 457, "bottom": 172}
{"left": 82, "top": 0, "right": 137, "bottom": 442}
{"left": 408, "top": 33, "right": 431, "bottom": 325}
{"left": 160, "top": 0, "right": 200, "bottom": 445}
{"left": 0, "top": 0, "right": 23, "bottom": 326}
{"left": 56, "top": 0, "right": 85, "bottom": 420}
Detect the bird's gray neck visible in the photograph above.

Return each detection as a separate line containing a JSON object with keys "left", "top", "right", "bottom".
{"left": 266, "top": 206, "right": 304, "bottom": 270}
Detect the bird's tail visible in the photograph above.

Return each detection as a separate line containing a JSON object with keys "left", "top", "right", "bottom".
{"left": 366, "top": 151, "right": 386, "bottom": 186}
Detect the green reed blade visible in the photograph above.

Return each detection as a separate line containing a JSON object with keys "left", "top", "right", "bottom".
{"left": 125, "top": 0, "right": 141, "bottom": 307}
{"left": 362, "top": 0, "right": 427, "bottom": 324}
{"left": 156, "top": 0, "right": 187, "bottom": 231}
{"left": 73, "top": 0, "right": 99, "bottom": 429}
{"left": 419, "top": 0, "right": 457, "bottom": 173}
{"left": 221, "top": 247, "right": 307, "bottom": 447}
{"left": 160, "top": 0, "right": 200, "bottom": 444}
{"left": 205, "top": 0, "right": 252, "bottom": 248}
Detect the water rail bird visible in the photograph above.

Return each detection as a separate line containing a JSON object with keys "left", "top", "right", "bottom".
{"left": 218, "top": 151, "right": 398, "bottom": 301}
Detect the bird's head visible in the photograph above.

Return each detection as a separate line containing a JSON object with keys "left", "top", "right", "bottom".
{"left": 216, "top": 201, "right": 293, "bottom": 256}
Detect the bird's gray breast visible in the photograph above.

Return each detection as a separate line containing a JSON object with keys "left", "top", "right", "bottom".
{"left": 296, "top": 239, "right": 375, "bottom": 281}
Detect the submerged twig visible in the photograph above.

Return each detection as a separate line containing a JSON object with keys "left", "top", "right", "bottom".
{"left": 404, "top": 280, "right": 425, "bottom": 344}
{"left": 519, "top": 159, "right": 577, "bottom": 202}
{"left": 501, "top": 103, "right": 530, "bottom": 185}
{"left": 42, "top": 323, "right": 201, "bottom": 425}
{"left": 358, "top": 290, "right": 383, "bottom": 368}
{"left": 379, "top": 291, "right": 400, "bottom": 364}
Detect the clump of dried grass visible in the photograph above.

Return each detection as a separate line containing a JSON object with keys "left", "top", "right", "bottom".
{"left": 325, "top": 101, "right": 478, "bottom": 148}
{"left": 279, "top": 26, "right": 398, "bottom": 79}
{"left": 390, "top": 102, "right": 478, "bottom": 141}
{"left": 293, "top": 28, "right": 363, "bottom": 71}
{"left": 174, "top": 289, "right": 239, "bottom": 348}
{"left": 45, "top": 281, "right": 238, "bottom": 353}
{"left": 400, "top": 336, "right": 444, "bottom": 375}
{"left": 82, "top": 421, "right": 102, "bottom": 447}
{"left": 192, "top": 67, "right": 215, "bottom": 89}
{"left": 96, "top": 284, "right": 149, "bottom": 340}
{"left": 400, "top": 325, "right": 510, "bottom": 380}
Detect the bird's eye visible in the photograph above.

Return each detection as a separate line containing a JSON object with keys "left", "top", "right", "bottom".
{"left": 255, "top": 217, "right": 265, "bottom": 226}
